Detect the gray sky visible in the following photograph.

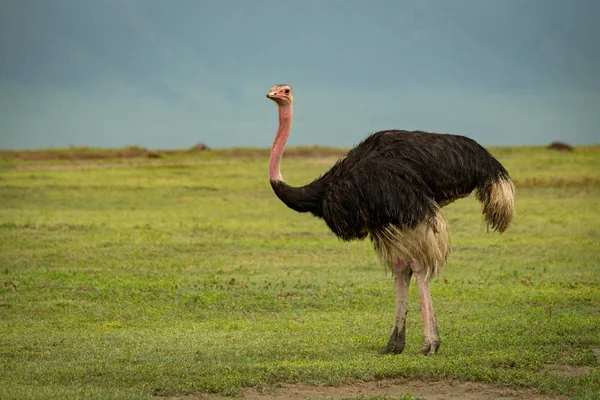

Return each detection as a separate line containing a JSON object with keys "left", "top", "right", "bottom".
{"left": 1, "top": 0, "right": 599, "bottom": 149}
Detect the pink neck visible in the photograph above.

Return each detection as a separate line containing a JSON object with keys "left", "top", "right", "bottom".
{"left": 269, "top": 104, "right": 292, "bottom": 181}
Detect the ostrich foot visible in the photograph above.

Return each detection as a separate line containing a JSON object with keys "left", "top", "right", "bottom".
{"left": 380, "top": 326, "right": 406, "bottom": 354}
{"left": 417, "top": 336, "right": 441, "bottom": 356}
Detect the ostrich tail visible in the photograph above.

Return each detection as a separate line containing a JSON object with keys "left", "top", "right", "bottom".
{"left": 475, "top": 176, "right": 515, "bottom": 233}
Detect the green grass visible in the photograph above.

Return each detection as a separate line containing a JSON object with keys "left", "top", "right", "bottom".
{"left": 0, "top": 146, "right": 599, "bottom": 399}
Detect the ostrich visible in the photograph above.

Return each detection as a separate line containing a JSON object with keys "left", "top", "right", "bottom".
{"left": 266, "top": 84, "right": 515, "bottom": 355}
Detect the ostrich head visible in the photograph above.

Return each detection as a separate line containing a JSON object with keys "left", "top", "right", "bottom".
{"left": 266, "top": 84, "right": 293, "bottom": 106}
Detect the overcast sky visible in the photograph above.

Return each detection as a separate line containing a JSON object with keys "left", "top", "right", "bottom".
{"left": 1, "top": 0, "right": 599, "bottom": 149}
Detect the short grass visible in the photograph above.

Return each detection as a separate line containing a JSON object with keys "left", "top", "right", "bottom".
{"left": 0, "top": 146, "right": 599, "bottom": 399}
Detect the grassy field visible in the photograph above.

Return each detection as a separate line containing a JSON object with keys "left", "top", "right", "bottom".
{"left": 0, "top": 145, "right": 599, "bottom": 399}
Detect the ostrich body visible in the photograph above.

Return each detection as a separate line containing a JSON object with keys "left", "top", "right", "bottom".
{"left": 266, "top": 84, "right": 515, "bottom": 355}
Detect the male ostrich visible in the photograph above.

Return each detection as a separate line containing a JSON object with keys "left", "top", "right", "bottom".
{"left": 266, "top": 84, "right": 515, "bottom": 355}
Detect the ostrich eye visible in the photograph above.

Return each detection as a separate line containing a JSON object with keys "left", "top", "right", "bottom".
{"left": 284, "top": 89, "right": 290, "bottom": 94}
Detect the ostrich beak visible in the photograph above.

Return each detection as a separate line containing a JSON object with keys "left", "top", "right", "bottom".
{"left": 267, "top": 91, "right": 286, "bottom": 100}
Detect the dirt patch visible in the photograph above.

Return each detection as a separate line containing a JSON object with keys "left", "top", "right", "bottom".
{"left": 8, "top": 155, "right": 342, "bottom": 172}
{"left": 242, "top": 380, "right": 562, "bottom": 400}
{"left": 10, "top": 160, "right": 189, "bottom": 171}
{"left": 2, "top": 149, "right": 162, "bottom": 161}
{"left": 514, "top": 175, "right": 600, "bottom": 189}
{"left": 226, "top": 146, "right": 345, "bottom": 159}
{"left": 0, "top": 145, "right": 344, "bottom": 163}
{"left": 171, "top": 379, "right": 564, "bottom": 400}
{"left": 543, "top": 363, "right": 590, "bottom": 377}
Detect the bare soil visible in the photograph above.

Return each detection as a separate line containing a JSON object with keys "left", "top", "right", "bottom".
{"left": 1, "top": 149, "right": 163, "bottom": 161}
{"left": 0, "top": 145, "right": 345, "bottom": 163}
{"left": 8, "top": 156, "right": 341, "bottom": 171}
{"left": 11, "top": 160, "right": 178, "bottom": 171}
{"left": 170, "top": 379, "right": 566, "bottom": 400}
{"left": 543, "top": 364, "right": 590, "bottom": 377}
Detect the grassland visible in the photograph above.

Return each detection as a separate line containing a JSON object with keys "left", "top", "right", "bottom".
{"left": 0, "top": 145, "right": 599, "bottom": 399}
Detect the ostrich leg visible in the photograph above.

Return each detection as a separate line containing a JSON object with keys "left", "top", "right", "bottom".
{"left": 381, "top": 259, "right": 413, "bottom": 354}
{"left": 410, "top": 260, "right": 440, "bottom": 355}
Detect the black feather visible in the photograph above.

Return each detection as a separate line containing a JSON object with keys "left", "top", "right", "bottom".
{"left": 270, "top": 130, "right": 511, "bottom": 241}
